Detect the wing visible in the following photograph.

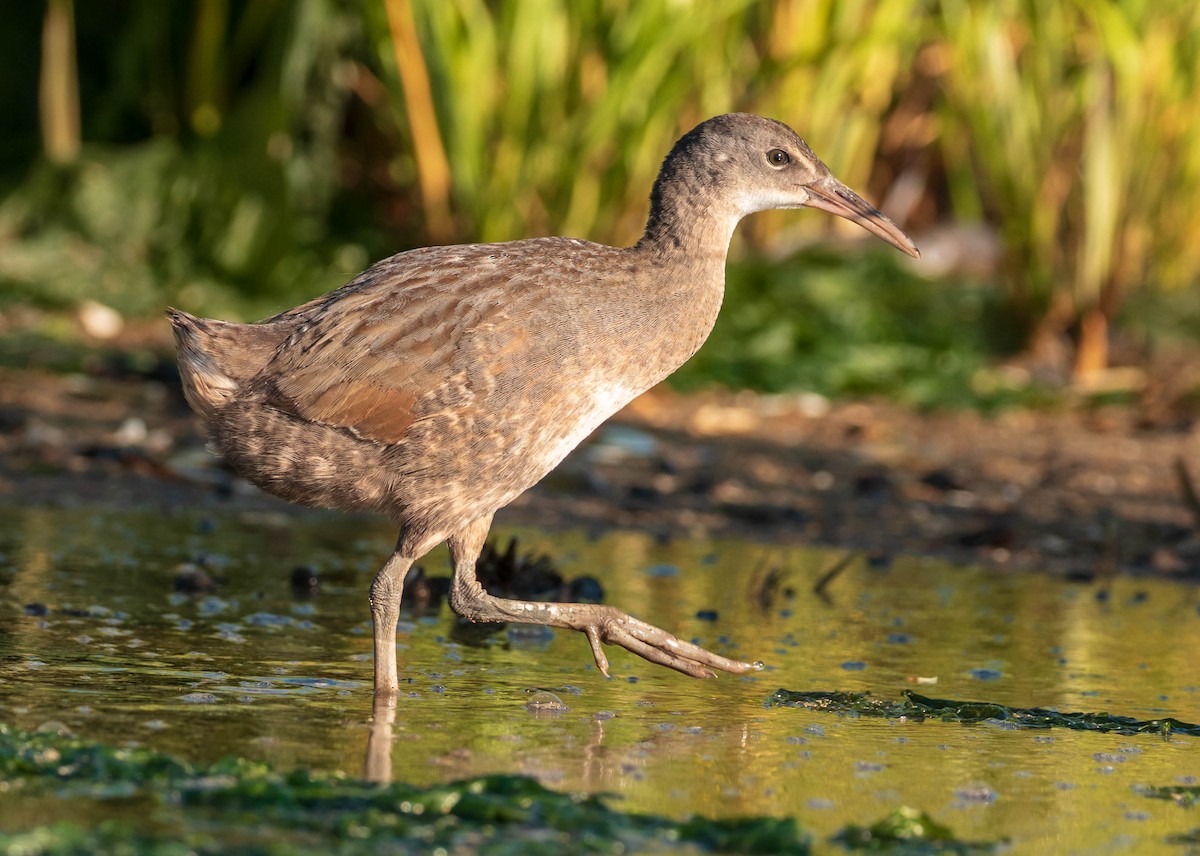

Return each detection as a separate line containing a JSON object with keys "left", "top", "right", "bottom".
{"left": 254, "top": 241, "right": 585, "bottom": 447}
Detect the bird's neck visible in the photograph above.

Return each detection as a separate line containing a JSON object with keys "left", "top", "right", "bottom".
{"left": 612, "top": 174, "right": 743, "bottom": 383}
{"left": 632, "top": 168, "right": 742, "bottom": 264}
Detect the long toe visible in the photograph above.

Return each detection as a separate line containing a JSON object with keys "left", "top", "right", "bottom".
{"left": 595, "top": 610, "right": 762, "bottom": 678}
{"left": 608, "top": 628, "right": 719, "bottom": 678}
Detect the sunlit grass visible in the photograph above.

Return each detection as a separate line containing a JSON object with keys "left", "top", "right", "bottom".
{"left": 932, "top": 0, "right": 1200, "bottom": 373}
{"left": 4, "top": 0, "right": 1199, "bottom": 391}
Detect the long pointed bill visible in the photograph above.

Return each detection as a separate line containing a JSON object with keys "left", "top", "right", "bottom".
{"left": 804, "top": 176, "right": 920, "bottom": 258}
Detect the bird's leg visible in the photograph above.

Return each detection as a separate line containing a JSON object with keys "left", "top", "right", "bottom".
{"left": 369, "top": 537, "right": 416, "bottom": 697}
{"left": 447, "top": 517, "right": 761, "bottom": 679}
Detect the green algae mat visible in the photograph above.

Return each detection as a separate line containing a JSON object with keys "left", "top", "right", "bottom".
{"left": 0, "top": 722, "right": 806, "bottom": 854}
{"left": 1, "top": 508, "right": 1198, "bottom": 852}
{"left": 0, "top": 721, "right": 1014, "bottom": 854}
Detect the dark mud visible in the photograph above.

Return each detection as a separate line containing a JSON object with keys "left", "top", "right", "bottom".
{"left": 2, "top": 352, "right": 1197, "bottom": 581}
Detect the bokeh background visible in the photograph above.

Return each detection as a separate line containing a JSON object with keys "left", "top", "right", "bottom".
{"left": 3, "top": 0, "right": 1199, "bottom": 409}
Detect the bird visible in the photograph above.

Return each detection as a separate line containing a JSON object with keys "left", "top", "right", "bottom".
{"left": 168, "top": 113, "right": 919, "bottom": 697}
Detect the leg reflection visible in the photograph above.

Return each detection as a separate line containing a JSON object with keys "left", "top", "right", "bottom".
{"left": 363, "top": 695, "right": 397, "bottom": 782}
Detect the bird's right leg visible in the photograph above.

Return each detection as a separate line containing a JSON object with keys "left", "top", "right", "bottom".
{"left": 369, "top": 537, "right": 416, "bottom": 697}
{"left": 447, "top": 516, "right": 760, "bottom": 679}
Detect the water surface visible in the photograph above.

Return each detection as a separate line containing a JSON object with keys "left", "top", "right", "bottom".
{"left": 0, "top": 507, "right": 1197, "bottom": 852}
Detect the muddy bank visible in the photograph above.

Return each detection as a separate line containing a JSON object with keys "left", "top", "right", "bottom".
{"left": 2, "top": 356, "right": 1198, "bottom": 580}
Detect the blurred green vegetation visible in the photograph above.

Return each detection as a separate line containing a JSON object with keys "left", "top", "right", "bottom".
{"left": 0, "top": 0, "right": 384, "bottom": 321}
{"left": 1, "top": 0, "right": 1198, "bottom": 403}
{"left": 674, "top": 249, "right": 1052, "bottom": 412}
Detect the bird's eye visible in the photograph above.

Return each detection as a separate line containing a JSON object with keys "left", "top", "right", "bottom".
{"left": 767, "top": 148, "right": 791, "bottom": 166}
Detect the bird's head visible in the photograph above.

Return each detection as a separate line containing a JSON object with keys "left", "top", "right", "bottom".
{"left": 652, "top": 113, "right": 919, "bottom": 258}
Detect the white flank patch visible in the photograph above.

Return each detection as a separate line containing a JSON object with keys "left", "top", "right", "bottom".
{"left": 536, "top": 379, "right": 642, "bottom": 473}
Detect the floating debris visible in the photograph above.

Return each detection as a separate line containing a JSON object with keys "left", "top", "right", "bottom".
{"left": 1135, "top": 784, "right": 1200, "bottom": 807}
{"left": 290, "top": 565, "right": 319, "bottom": 597}
{"left": 768, "top": 690, "right": 1200, "bottom": 737}
{"left": 969, "top": 668, "right": 1004, "bottom": 681}
{"left": 173, "top": 562, "right": 217, "bottom": 594}
{"left": 523, "top": 690, "right": 569, "bottom": 715}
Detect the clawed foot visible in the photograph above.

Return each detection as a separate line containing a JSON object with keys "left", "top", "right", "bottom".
{"left": 447, "top": 565, "right": 763, "bottom": 680}
{"left": 580, "top": 606, "right": 762, "bottom": 679}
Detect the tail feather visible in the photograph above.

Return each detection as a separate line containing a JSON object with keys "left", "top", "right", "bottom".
{"left": 167, "top": 308, "right": 286, "bottom": 421}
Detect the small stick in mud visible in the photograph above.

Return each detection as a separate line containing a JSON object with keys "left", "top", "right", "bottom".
{"left": 813, "top": 551, "right": 857, "bottom": 600}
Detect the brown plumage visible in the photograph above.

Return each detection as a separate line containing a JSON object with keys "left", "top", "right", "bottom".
{"left": 169, "top": 113, "right": 918, "bottom": 696}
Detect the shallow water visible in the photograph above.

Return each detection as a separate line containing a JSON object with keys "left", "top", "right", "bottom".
{"left": 1, "top": 506, "right": 1197, "bottom": 852}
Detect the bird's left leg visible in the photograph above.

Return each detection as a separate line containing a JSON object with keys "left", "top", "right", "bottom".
{"left": 447, "top": 516, "right": 761, "bottom": 679}
{"left": 370, "top": 533, "right": 417, "bottom": 697}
